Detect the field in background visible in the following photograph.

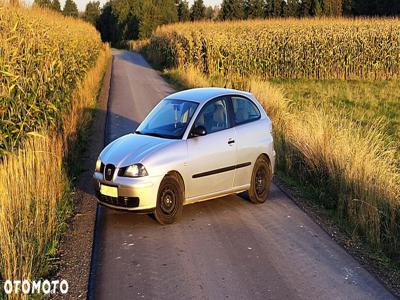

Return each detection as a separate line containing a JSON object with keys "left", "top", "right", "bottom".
{"left": 138, "top": 18, "right": 400, "bottom": 259}
{"left": 0, "top": 5, "right": 110, "bottom": 289}
{"left": 146, "top": 18, "right": 400, "bottom": 81}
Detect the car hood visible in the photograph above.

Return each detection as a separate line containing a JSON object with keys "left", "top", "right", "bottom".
{"left": 100, "top": 133, "right": 176, "bottom": 167}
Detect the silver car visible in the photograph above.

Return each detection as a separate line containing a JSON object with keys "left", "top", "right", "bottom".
{"left": 93, "top": 88, "right": 275, "bottom": 224}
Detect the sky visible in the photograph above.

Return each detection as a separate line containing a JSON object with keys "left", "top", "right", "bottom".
{"left": 25, "top": 0, "right": 221, "bottom": 12}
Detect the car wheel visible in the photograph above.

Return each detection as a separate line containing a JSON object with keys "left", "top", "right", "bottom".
{"left": 248, "top": 156, "right": 272, "bottom": 204}
{"left": 154, "top": 174, "right": 184, "bottom": 225}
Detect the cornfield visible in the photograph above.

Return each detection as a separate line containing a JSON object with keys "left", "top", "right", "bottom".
{"left": 146, "top": 18, "right": 400, "bottom": 81}
{"left": 0, "top": 5, "right": 102, "bottom": 156}
{"left": 0, "top": 4, "right": 110, "bottom": 294}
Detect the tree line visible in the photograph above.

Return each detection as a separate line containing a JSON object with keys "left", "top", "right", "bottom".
{"left": 33, "top": 0, "right": 100, "bottom": 20}
{"left": 33, "top": 0, "right": 400, "bottom": 45}
{"left": 220, "top": 0, "right": 400, "bottom": 19}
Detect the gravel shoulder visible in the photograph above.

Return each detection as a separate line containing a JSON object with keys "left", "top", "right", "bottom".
{"left": 52, "top": 58, "right": 112, "bottom": 299}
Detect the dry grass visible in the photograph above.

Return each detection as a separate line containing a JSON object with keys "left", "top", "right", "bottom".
{"left": 0, "top": 134, "right": 65, "bottom": 282}
{"left": 0, "top": 7, "right": 111, "bottom": 293}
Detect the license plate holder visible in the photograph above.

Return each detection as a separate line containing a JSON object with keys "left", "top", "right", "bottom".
{"left": 100, "top": 184, "right": 118, "bottom": 198}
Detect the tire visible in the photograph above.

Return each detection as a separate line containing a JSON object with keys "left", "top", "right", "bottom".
{"left": 248, "top": 156, "right": 272, "bottom": 204}
{"left": 154, "top": 173, "right": 184, "bottom": 225}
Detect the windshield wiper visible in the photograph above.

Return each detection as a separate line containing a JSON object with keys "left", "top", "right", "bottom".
{"left": 135, "top": 131, "right": 167, "bottom": 138}
{"left": 135, "top": 130, "right": 179, "bottom": 139}
{"left": 144, "top": 132, "right": 168, "bottom": 138}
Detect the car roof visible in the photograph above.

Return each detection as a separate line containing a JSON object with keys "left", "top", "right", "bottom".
{"left": 164, "top": 87, "right": 253, "bottom": 104}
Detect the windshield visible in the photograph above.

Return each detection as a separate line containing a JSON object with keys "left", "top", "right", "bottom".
{"left": 135, "top": 99, "right": 199, "bottom": 139}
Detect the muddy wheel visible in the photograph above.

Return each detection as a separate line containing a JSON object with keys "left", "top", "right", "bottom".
{"left": 154, "top": 174, "right": 184, "bottom": 225}
{"left": 248, "top": 156, "right": 272, "bottom": 204}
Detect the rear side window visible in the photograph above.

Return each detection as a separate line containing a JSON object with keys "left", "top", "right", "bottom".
{"left": 231, "top": 96, "right": 261, "bottom": 126}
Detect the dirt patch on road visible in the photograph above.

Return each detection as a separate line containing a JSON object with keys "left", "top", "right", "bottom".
{"left": 52, "top": 58, "right": 112, "bottom": 299}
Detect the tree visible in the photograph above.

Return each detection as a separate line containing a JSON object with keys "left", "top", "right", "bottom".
{"left": 244, "top": 0, "right": 264, "bottom": 18}
{"left": 320, "top": 0, "right": 343, "bottom": 16}
{"left": 342, "top": 0, "right": 352, "bottom": 15}
{"left": 33, "top": 0, "right": 52, "bottom": 8}
{"left": 139, "top": 0, "right": 158, "bottom": 39}
{"left": 157, "top": 0, "right": 178, "bottom": 24}
{"left": 285, "top": 0, "right": 300, "bottom": 16}
{"left": 97, "top": 2, "right": 120, "bottom": 45}
{"left": 220, "top": 0, "right": 244, "bottom": 20}
{"left": 190, "top": 0, "right": 206, "bottom": 21}
{"left": 138, "top": 0, "right": 177, "bottom": 38}
{"left": 97, "top": 0, "right": 178, "bottom": 44}
{"left": 51, "top": 0, "right": 61, "bottom": 11}
{"left": 280, "top": 0, "right": 287, "bottom": 16}
{"left": 312, "top": 0, "right": 322, "bottom": 15}
{"left": 63, "top": 0, "right": 79, "bottom": 17}
{"left": 177, "top": 0, "right": 190, "bottom": 21}
{"left": 84, "top": 1, "right": 101, "bottom": 25}
{"left": 348, "top": 0, "right": 400, "bottom": 16}
{"left": 300, "top": 0, "right": 312, "bottom": 16}
{"left": 205, "top": 6, "right": 219, "bottom": 19}
{"left": 332, "top": 0, "right": 343, "bottom": 16}
{"left": 265, "top": 0, "right": 281, "bottom": 17}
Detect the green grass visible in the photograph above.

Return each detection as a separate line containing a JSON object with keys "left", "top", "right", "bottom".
{"left": 270, "top": 79, "right": 400, "bottom": 158}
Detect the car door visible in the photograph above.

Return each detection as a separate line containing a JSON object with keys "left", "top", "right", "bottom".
{"left": 230, "top": 95, "right": 263, "bottom": 188}
{"left": 186, "top": 96, "right": 237, "bottom": 199}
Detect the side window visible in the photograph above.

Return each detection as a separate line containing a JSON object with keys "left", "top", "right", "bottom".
{"left": 231, "top": 96, "right": 261, "bottom": 126}
{"left": 193, "top": 97, "right": 229, "bottom": 134}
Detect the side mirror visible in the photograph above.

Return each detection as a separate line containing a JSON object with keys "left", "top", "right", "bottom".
{"left": 191, "top": 125, "right": 207, "bottom": 137}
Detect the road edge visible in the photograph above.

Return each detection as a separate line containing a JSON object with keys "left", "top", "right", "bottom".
{"left": 86, "top": 54, "right": 114, "bottom": 300}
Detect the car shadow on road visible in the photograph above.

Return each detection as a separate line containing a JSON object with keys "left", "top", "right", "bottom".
{"left": 96, "top": 186, "right": 281, "bottom": 228}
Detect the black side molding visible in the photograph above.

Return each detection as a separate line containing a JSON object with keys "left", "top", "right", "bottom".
{"left": 192, "top": 162, "right": 251, "bottom": 178}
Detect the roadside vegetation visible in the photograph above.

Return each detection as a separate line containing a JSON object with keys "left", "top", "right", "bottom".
{"left": 0, "top": 4, "right": 110, "bottom": 292}
{"left": 134, "top": 18, "right": 400, "bottom": 261}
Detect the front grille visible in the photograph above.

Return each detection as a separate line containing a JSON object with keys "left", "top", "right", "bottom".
{"left": 104, "top": 164, "right": 115, "bottom": 181}
{"left": 96, "top": 192, "right": 140, "bottom": 208}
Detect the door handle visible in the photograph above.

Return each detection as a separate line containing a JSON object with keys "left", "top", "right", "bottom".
{"left": 228, "top": 139, "right": 235, "bottom": 145}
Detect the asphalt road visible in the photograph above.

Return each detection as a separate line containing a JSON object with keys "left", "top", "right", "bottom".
{"left": 88, "top": 49, "right": 395, "bottom": 300}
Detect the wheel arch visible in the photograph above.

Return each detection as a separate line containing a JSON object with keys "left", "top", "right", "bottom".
{"left": 259, "top": 153, "right": 272, "bottom": 166}
{"left": 166, "top": 170, "right": 185, "bottom": 196}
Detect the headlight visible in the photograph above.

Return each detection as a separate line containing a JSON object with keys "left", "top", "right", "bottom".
{"left": 120, "top": 163, "right": 148, "bottom": 177}
{"left": 95, "top": 159, "right": 102, "bottom": 172}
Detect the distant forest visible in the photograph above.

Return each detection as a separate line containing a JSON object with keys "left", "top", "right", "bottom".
{"left": 34, "top": 0, "right": 400, "bottom": 44}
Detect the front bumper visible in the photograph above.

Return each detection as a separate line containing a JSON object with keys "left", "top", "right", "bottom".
{"left": 93, "top": 172, "right": 163, "bottom": 211}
